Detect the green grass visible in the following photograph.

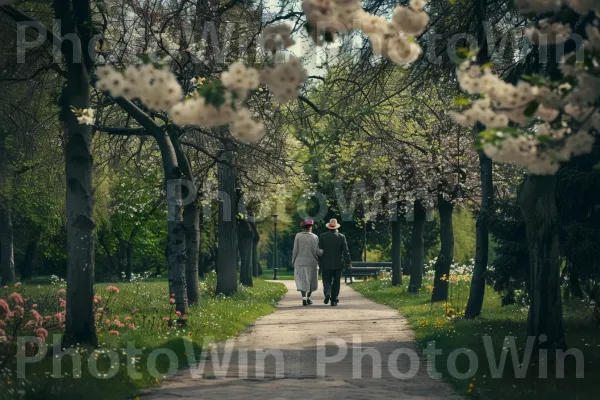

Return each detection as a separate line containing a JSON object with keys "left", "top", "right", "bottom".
{"left": 352, "top": 279, "right": 599, "bottom": 400}
{"left": 1, "top": 274, "right": 286, "bottom": 399}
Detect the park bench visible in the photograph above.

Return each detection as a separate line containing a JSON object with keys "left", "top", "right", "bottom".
{"left": 343, "top": 262, "right": 392, "bottom": 283}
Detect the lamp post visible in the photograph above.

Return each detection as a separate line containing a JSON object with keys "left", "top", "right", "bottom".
{"left": 272, "top": 213, "right": 279, "bottom": 280}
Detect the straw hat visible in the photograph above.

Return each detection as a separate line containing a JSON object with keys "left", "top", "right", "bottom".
{"left": 326, "top": 218, "right": 341, "bottom": 230}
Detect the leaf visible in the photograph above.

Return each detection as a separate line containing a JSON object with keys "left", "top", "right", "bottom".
{"left": 523, "top": 101, "right": 540, "bottom": 118}
{"left": 522, "top": 74, "right": 548, "bottom": 86}
{"left": 454, "top": 97, "right": 471, "bottom": 106}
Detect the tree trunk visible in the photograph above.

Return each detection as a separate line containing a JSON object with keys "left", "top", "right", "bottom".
{"left": 117, "top": 237, "right": 127, "bottom": 279}
{"left": 20, "top": 231, "right": 41, "bottom": 280}
{"left": 0, "top": 205, "right": 16, "bottom": 285}
{"left": 216, "top": 147, "right": 238, "bottom": 295}
{"left": 568, "top": 259, "right": 583, "bottom": 298}
{"left": 391, "top": 211, "right": 402, "bottom": 286}
{"left": 520, "top": 175, "right": 566, "bottom": 351}
{"left": 170, "top": 130, "right": 199, "bottom": 306}
{"left": 431, "top": 197, "right": 454, "bottom": 303}
{"left": 125, "top": 241, "right": 133, "bottom": 281}
{"left": 57, "top": 0, "right": 98, "bottom": 347}
{"left": 465, "top": 150, "right": 493, "bottom": 318}
{"left": 250, "top": 219, "right": 260, "bottom": 277}
{"left": 408, "top": 200, "right": 426, "bottom": 294}
{"left": 184, "top": 201, "right": 201, "bottom": 305}
{"left": 238, "top": 219, "right": 254, "bottom": 287}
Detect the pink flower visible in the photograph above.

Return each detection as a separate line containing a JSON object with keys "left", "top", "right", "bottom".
{"left": 157, "top": 327, "right": 161, "bottom": 332}
{"left": 105, "top": 286, "right": 120, "bottom": 294}
{"left": 32, "top": 304, "right": 37, "bottom": 308}
{"left": 93, "top": 295, "right": 102, "bottom": 303}
{"left": 58, "top": 298, "right": 67, "bottom": 308}
{"left": 0, "top": 299, "right": 11, "bottom": 319}
{"left": 175, "top": 311, "right": 181, "bottom": 317}
{"left": 104, "top": 319, "right": 111, "bottom": 326}
{"left": 169, "top": 298, "right": 175, "bottom": 304}
{"left": 170, "top": 293, "right": 175, "bottom": 298}
{"left": 95, "top": 313, "right": 102, "bottom": 318}
{"left": 128, "top": 324, "right": 135, "bottom": 329}
{"left": 53, "top": 311, "right": 65, "bottom": 324}
{"left": 162, "top": 317, "right": 170, "bottom": 322}
{"left": 8, "top": 292, "right": 24, "bottom": 305}
{"left": 183, "top": 314, "right": 187, "bottom": 318}
{"left": 56, "top": 289, "right": 66, "bottom": 295}
{"left": 60, "top": 325, "right": 65, "bottom": 330}
{"left": 35, "top": 328, "right": 48, "bottom": 340}
{"left": 31, "top": 310, "right": 43, "bottom": 324}
{"left": 14, "top": 282, "right": 21, "bottom": 288}
{"left": 108, "top": 330, "right": 119, "bottom": 336}
{"left": 124, "top": 317, "right": 132, "bottom": 321}
{"left": 14, "top": 306, "right": 24, "bottom": 317}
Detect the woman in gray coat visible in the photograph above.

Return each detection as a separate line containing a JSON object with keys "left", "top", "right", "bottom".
{"left": 292, "top": 219, "right": 323, "bottom": 306}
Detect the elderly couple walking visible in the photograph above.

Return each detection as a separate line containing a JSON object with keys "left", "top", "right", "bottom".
{"left": 291, "top": 218, "right": 352, "bottom": 307}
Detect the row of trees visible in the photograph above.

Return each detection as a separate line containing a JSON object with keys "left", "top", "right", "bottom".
{"left": 1, "top": 0, "right": 598, "bottom": 355}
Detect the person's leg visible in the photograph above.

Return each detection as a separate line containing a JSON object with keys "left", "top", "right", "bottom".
{"left": 322, "top": 269, "right": 333, "bottom": 304}
{"left": 331, "top": 270, "right": 342, "bottom": 304}
{"left": 301, "top": 290, "right": 308, "bottom": 306}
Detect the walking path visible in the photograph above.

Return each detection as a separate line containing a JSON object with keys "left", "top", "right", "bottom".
{"left": 143, "top": 281, "right": 461, "bottom": 399}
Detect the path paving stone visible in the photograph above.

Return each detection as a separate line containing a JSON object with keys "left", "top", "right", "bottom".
{"left": 143, "top": 281, "right": 462, "bottom": 399}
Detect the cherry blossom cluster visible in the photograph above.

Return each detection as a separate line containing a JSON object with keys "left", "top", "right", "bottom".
{"left": 259, "top": 55, "right": 308, "bottom": 102}
{"left": 301, "top": 0, "right": 428, "bottom": 64}
{"left": 451, "top": 3, "right": 599, "bottom": 175}
{"left": 95, "top": 63, "right": 268, "bottom": 143}
{"left": 91, "top": 2, "right": 430, "bottom": 142}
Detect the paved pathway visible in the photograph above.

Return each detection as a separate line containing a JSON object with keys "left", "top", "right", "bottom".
{"left": 143, "top": 281, "right": 461, "bottom": 400}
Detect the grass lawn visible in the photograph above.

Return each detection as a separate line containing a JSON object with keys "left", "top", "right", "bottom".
{"left": 1, "top": 274, "right": 286, "bottom": 399}
{"left": 352, "top": 279, "right": 599, "bottom": 400}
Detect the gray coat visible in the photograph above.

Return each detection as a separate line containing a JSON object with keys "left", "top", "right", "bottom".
{"left": 292, "top": 232, "right": 323, "bottom": 267}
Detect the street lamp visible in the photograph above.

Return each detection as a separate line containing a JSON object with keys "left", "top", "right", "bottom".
{"left": 272, "top": 214, "right": 279, "bottom": 280}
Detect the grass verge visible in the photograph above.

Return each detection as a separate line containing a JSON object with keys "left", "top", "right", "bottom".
{"left": 352, "top": 279, "right": 598, "bottom": 399}
{"left": 2, "top": 274, "right": 286, "bottom": 399}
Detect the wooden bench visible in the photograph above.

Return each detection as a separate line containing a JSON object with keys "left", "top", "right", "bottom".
{"left": 343, "top": 262, "right": 392, "bottom": 283}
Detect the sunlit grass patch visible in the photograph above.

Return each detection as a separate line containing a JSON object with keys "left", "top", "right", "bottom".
{"left": 353, "top": 279, "right": 599, "bottom": 399}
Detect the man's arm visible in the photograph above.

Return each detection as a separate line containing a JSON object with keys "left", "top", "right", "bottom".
{"left": 315, "top": 235, "right": 324, "bottom": 257}
{"left": 341, "top": 235, "right": 351, "bottom": 267}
